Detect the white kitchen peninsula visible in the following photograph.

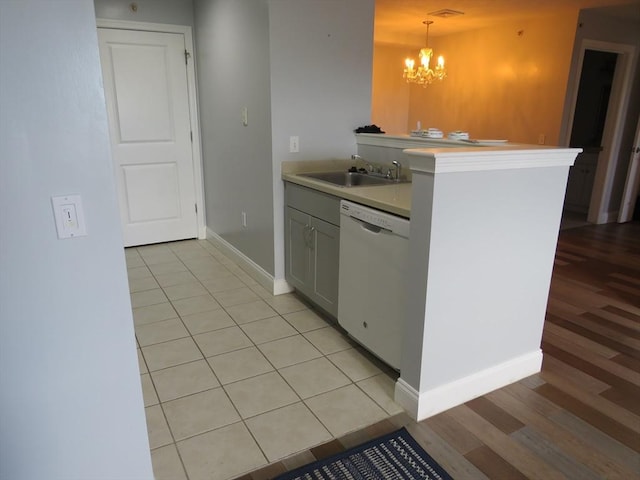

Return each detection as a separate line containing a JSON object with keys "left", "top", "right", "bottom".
{"left": 395, "top": 145, "right": 581, "bottom": 421}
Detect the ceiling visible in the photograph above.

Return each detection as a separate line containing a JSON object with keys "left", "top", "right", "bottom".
{"left": 374, "top": 0, "right": 640, "bottom": 46}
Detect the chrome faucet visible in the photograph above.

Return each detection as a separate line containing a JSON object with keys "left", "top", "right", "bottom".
{"left": 392, "top": 160, "right": 402, "bottom": 181}
{"left": 351, "top": 154, "right": 373, "bottom": 173}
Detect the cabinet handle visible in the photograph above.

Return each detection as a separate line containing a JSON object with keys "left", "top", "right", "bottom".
{"left": 308, "top": 226, "right": 316, "bottom": 250}
{"left": 303, "top": 224, "right": 316, "bottom": 248}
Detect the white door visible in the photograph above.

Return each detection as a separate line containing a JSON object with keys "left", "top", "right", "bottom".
{"left": 618, "top": 117, "right": 640, "bottom": 223}
{"left": 98, "top": 28, "right": 197, "bottom": 247}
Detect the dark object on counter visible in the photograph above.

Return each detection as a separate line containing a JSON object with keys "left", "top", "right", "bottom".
{"left": 348, "top": 166, "right": 358, "bottom": 173}
{"left": 355, "top": 124, "right": 385, "bottom": 134}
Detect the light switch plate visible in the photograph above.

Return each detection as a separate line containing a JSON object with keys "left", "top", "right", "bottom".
{"left": 289, "top": 136, "right": 299, "bottom": 153}
{"left": 52, "top": 194, "right": 87, "bottom": 239}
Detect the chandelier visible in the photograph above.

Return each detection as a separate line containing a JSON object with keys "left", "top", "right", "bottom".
{"left": 403, "top": 20, "right": 446, "bottom": 86}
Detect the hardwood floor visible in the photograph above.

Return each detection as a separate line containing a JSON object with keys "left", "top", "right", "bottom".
{"left": 238, "top": 221, "right": 640, "bottom": 480}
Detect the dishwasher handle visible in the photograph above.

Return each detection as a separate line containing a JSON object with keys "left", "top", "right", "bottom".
{"left": 349, "top": 215, "right": 390, "bottom": 235}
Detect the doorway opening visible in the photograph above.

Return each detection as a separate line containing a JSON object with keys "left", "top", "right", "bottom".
{"left": 561, "top": 37, "right": 637, "bottom": 229}
{"left": 563, "top": 49, "right": 617, "bottom": 228}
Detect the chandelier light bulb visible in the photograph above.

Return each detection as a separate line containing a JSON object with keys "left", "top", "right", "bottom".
{"left": 403, "top": 20, "right": 447, "bottom": 86}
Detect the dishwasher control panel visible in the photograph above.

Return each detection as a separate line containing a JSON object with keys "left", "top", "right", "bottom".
{"left": 340, "top": 201, "right": 410, "bottom": 237}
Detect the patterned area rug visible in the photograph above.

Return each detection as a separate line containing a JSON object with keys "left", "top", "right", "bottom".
{"left": 274, "top": 427, "right": 453, "bottom": 480}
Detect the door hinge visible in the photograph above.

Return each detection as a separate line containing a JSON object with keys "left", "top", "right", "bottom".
{"left": 184, "top": 49, "right": 191, "bottom": 64}
{"left": 195, "top": 203, "right": 198, "bottom": 214}
{"left": 190, "top": 131, "right": 193, "bottom": 142}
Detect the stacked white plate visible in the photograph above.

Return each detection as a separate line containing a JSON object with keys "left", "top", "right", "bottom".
{"left": 423, "top": 128, "right": 443, "bottom": 138}
{"left": 410, "top": 128, "right": 444, "bottom": 138}
{"left": 448, "top": 131, "right": 469, "bottom": 140}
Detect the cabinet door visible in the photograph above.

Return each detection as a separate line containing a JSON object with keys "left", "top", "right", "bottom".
{"left": 310, "top": 216, "right": 340, "bottom": 316}
{"left": 285, "top": 207, "right": 312, "bottom": 291}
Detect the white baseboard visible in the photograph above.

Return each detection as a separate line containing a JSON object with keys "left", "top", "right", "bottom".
{"left": 395, "top": 349, "right": 543, "bottom": 421}
{"left": 205, "top": 228, "right": 293, "bottom": 296}
{"left": 273, "top": 278, "right": 294, "bottom": 295}
{"left": 589, "top": 209, "right": 619, "bottom": 224}
{"left": 394, "top": 379, "right": 421, "bottom": 419}
{"left": 602, "top": 210, "right": 619, "bottom": 223}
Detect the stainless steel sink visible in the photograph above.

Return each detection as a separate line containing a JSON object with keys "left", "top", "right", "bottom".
{"left": 300, "top": 171, "right": 406, "bottom": 187}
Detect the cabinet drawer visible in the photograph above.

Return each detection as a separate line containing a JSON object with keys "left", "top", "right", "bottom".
{"left": 285, "top": 182, "right": 340, "bottom": 226}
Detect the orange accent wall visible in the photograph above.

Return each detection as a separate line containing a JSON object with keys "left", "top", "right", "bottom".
{"left": 371, "top": 44, "right": 413, "bottom": 134}
{"left": 372, "top": 13, "right": 579, "bottom": 145}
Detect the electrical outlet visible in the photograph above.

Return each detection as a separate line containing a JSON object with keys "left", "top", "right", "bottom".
{"left": 241, "top": 211, "right": 247, "bottom": 227}
{"left": 241, "top": 107, "right": 248, "bottom": 126}
{"left": 289, "top": 136, "right": 299, "bottom": 153}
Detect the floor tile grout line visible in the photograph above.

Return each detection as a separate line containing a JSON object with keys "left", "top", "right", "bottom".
{"left": 134, "top": 254, "right": 257, "bottom": 343}
{"left": 173, "top": 439, "right": 191, "bottom": 480}
{"left": 135, "top": 247, "right": 198, "bottom": 480}
{"left": 141, "top": 319, "right": 393, "bottom": 420}
{"left": 135, "top": 248, "right": 238, "bottom": 384}
{"left": 146, "top": 275, "right": 245, "bottom": 480}
{"left": 129, "top": 240, "right": 402, "bottom": 477}
{"left": 128, "top": 251, "right": 282, "bottom": 318}
{"left": 182, "top": 254, "right": 373, "bottom": 453}
{"left": 158, "top": 271, "right": 282, "bottom": 444}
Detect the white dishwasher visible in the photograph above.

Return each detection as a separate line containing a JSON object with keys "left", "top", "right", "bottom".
{"left": 338, "top": 200, "right": 410, "bottom": 370}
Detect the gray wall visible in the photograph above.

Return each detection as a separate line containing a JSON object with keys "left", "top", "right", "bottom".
{"left": 194, "top": 0, "right": 275, "bottom": 274}
{"left": 0, "top": 1, "right": 152, "bottom": 478}
{"left": 193, "top": 0, "right": 375, "bottom": 280}
{"left": 94, "top": 0, "right": 194, "bottom": 26}
{"left": 268, "top": 0, "right": 375, "bottom": 281}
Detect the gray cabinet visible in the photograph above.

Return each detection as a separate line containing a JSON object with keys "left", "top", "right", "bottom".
{"left": 285, "top": 183, "right": 340, "bottom": 317}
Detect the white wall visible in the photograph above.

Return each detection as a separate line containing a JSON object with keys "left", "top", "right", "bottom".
{"left": 398, "top": 147, "right": 579, "bottom": 420}
{"left": 94, "top": 0, "right": 194, "bottom": 26}
{"left": 0, "top": 1, "right": 153, "bottom": 478}
{"left": 268, "top": 0, "right": 375, "bottom": 282}
{"left": 194, "top": 0, "right": 276, "bottom": 274}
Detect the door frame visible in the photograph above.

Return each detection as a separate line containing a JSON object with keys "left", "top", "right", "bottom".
{"left": 618, "top": 115, "right": 640, "bottom": 222}
{"left": 96, "top": 19, "right": 206, "bottom": 240}
{"left": 562, "top": 39, "right": 637, "bottom": 224}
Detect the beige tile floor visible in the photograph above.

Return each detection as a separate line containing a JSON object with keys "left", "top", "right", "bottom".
{"left": 128, "top": 239, "right": 403, "bottom": 480}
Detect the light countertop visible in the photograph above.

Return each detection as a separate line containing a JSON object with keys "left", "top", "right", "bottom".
{"left": 281, "top": 143, "right": 579, "bottom": 220}
{"left": 281, "top": 160, "right": 411, "bottom": 218}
